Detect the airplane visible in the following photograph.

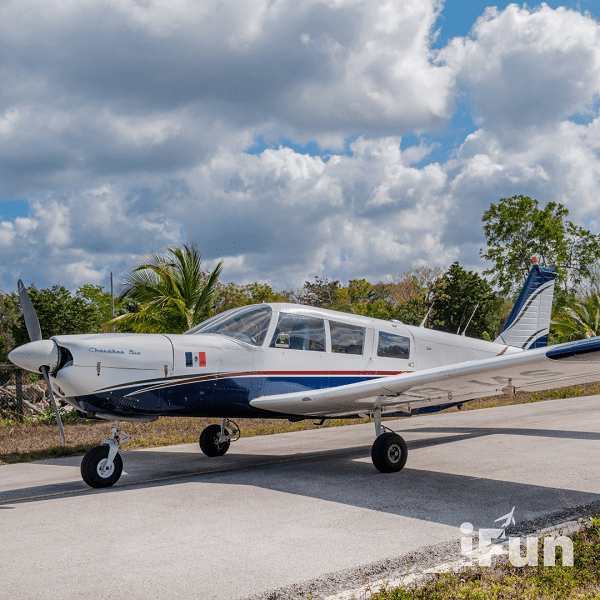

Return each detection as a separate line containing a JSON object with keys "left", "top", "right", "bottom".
{"left": 8, "top": 261, "right": 600, "bottom": 488}
{"left": 495, "top": 507, "right": 516, "bottom": 530}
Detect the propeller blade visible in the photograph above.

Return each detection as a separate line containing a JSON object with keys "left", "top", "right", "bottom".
{"left": 17, "top": 279, "right": 42, "bottom": 343}
{"left": 41, "top": 366, "right": 66, "bottom": 446}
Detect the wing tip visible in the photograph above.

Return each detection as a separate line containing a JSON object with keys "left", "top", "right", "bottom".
{"left": 546, "top": 337, "right": 600, "bottom": 361}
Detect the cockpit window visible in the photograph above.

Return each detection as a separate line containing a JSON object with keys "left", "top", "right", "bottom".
{"left": 270, "top": 313, "right": 325, "bottom": 352}
{"left": 185, "top": 305, "right": 272, "bottom": 347}
{"left": 185, "top": 306, "right": 246, "bottom": 335}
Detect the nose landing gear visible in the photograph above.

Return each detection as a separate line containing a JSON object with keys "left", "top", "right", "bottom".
{"left": 81, "top": 421, "right": 130, "bottom": 488}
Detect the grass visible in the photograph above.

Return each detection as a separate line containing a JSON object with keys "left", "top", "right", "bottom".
{"left": 1, "top": 381, "right": 599, "bottom": 465}
{"left": 444, "top": 381, "right": 600, "bottom": 412}
{"left": 0, "top": 414, "right": 372, "bottom": 465}
{"left": 368, "top": 518, "right": 600, "bottom": 600}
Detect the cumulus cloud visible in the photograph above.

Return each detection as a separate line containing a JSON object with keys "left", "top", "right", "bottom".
{"left": 440, "top": 4, "right": 600, "bottom": 138}
{"left": 1, "top": 1, "right": 600, "bottom": 293}
{"left": 422, "top": 3, "right": 600, "bottom": 257}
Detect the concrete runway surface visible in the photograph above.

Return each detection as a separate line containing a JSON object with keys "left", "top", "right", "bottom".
{"left": 1, "top": 396, "right": 600, "bottom": 599}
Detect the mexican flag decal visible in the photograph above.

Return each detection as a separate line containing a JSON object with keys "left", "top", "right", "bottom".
{"left": 185, "top": 352, "right": 207, "bottom": 367}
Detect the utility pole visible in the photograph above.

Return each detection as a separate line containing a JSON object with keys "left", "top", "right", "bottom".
{"left": 110, "top": 272, "right": 115, "bottom": 333}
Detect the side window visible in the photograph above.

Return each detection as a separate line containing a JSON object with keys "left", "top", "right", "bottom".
{"left": 270, "top": 313, "right": 325, "bottom": 352}
{"left": 377, "top": 331, "right": 410, "bottom": 359}
{"left": 330, "top": 321, "right": 365, "bottom": 355}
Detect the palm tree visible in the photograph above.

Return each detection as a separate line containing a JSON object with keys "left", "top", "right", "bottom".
{"left": 552, "top": 294, "right": 600, "bottom": 342}
{"left": 107, "top": 244, "right": 223, "bottom": 334}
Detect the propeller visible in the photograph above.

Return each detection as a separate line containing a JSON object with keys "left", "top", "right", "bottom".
{"left": 17, "top": 280, "right": 66, "bottom": 446}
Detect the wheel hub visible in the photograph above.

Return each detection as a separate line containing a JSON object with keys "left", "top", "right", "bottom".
{"left": 387, "top": 444, "right": 402, "bottom": 464}
{"left": 97, "top": 458, "right": 115, "bottom": 478}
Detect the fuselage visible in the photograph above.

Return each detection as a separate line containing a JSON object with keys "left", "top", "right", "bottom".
{"left": 11, "top": 303, "right": 521, "bottom": 421}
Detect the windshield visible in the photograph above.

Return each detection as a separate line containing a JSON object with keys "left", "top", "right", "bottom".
{"left": 185, "top": 305, "right": 273, "bottom": 347}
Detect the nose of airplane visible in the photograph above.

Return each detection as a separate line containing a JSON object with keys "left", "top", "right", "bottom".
{"left": 8, "top": 339, "right": 59, "bottom": 373}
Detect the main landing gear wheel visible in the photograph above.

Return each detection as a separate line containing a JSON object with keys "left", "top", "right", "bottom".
{"left": 81, "top": 445, "right": 124, "bottom": 488}
{"left": 371, "top": 432, "right": 408, "bottom": 473}
{"left": 200, "top": 424, "right": 231, "bottom": 457}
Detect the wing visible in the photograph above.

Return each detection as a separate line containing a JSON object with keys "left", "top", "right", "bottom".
{"left": 249, "top": 337, "right": 600, "bottom": 418}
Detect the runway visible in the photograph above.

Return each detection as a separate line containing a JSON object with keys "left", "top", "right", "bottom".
{"left": 1, "top": 396, "right": 600, "bottom": 599}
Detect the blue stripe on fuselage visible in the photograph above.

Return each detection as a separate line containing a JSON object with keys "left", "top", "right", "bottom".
{"left": 70, "top": 374, "right": 389, "bottom": 419}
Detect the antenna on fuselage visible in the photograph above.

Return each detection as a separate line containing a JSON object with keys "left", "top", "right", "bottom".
{"left": 419, "top": 303, "right": 434, "bottom": 328}
{"left": 456, "top": 305, "right": 467, "bottom": 335}
{"left": 461, "top": 303, "right": 479, "bottom": 337}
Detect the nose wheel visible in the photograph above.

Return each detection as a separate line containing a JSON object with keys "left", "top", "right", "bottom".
{"left": 81, "top": 445, "right": 124, "bottom": 488}
{"left": 81, "top": 421, "right": 130, "bottom": 488}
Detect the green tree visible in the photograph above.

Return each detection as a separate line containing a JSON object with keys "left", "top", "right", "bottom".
{"left": 11, "top": 285, "right": 97, "bottom": 347}
{"left": 0, "top": 336, "right": 8, "bottom": 363}
{"left": 108, "top": 244, "right": 222, "bottom": 334}
{"left": 0, "top": 292, "right": 20, "bottom": 361}
{"left": 552, "top": 295, "right": 600, "bottom": 342}
{"left": 481, "top": 195, "right": 600, "bottom": 297}
{"left": 388, "top": 266, "right": 443, "bottom": 305}
{"left": 294, "top": 277, "right": 341, "bottom": 308}
{"left": 332, "top": 279, "right": 378, "bottom": 312}
{"left": 213, "top": 282, "right": 288, "bottom": 314}
{"left": 76, "top": 284, "right": 130, "bottom": 332}
{"left": 290, "top": 268, "right": 444, "bottom": 326}
{"left": 430, "top": 262, "right": 504, "bottom": 338}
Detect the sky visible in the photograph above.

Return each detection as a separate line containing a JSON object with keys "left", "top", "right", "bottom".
{"left": 2, "top": 0, "right": 600, "bottom": 293}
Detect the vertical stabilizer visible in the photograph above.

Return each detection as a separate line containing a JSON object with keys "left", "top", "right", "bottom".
{"left": 494, "top": 263, "right": 557, "bottom": 349}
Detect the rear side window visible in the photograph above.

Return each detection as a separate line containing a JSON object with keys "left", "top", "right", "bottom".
{"left": 330, "top": 322, "right": 365, "bottom": 355}
{"left": 377, "top": 331, "right": 410, "bottom": 359}
{"left": 270, "top": 313, "right": 325, "bottom": 352}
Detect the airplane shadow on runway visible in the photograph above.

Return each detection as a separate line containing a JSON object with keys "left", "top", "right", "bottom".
{"left": 405, "top": 425, "right": 600, "bottom": 442}
{"left": 2, "top": 423, "right": 600, "bottom": 530}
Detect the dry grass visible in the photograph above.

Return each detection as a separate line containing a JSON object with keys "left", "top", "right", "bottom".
{"left": 0, "top": 416, "right": 371, "bottom": 464}
{"left": 445, "top": 381, "right": 600, "bottom": 412}
{"left": 1, "top": 381, "right": 599, "bottom": 465}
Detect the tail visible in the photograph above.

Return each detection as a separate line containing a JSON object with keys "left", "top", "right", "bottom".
{"left": 494, "top": 262, "right": 557, "bottom": 350}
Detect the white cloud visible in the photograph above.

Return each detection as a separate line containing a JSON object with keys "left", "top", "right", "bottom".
{"left": 62, "top": 261, "right": 106, "bottom": 286}
{"left": 31, "top": 200, "right": 71, "bottom": 246}
{"left": 0, "top": 0, "right": 453, "bottom": 145}
{"left": 440, "top": 4, "right": 600, "bottom": 138}
{"left": 1, "top": 1, "right": 600, "bottom": 295}
{"left": 0, "top": 222, "right": 16, "bottom": 248}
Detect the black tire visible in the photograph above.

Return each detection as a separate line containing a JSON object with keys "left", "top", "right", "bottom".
{"left": 81, "top": 445, "right": 123, "bottom": 488}
{"left": 199, "top": 424, "right": 230, "bottom": 457}
{"left": 371, "top": 432, "right": 408, "bottom": 473}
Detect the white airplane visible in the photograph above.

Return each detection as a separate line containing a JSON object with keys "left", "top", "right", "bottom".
{"left": 8, "top": 262, "right": 600, "bottom": 488}
{"left": 495, "top": 507, "right": 516, "bottom": 529}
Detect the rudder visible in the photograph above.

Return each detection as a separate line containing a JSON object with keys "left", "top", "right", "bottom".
{"left": 494, "top": 263, "right": 557, "bottom": 350}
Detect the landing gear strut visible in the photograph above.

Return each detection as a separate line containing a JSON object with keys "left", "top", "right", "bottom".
{"left": 199, "top": 418, "right": 240, "bottom": 457}
{"left": 370, "top": 408, "right": 408, "bottom": 473}
{"left": 81, "top": 421, "right": 130, "bottom": 488}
